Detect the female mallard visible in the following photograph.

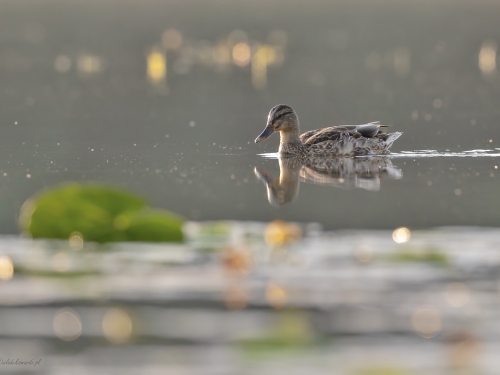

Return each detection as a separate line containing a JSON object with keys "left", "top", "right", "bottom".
{"left": 255, "top": 104, "right": 402, "bottom": 156}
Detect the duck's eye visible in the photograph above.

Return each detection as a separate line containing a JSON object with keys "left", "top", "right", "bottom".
{"left": 273, "top": 111, "right": 293, "bottom": 124}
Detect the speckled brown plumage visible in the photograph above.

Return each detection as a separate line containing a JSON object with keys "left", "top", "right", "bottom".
{"left": 255, "top": 104, "right": 402, "bottom": 157}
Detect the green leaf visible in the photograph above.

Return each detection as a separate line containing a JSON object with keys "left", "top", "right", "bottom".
{"left": 121, "top": 209, "right": 184, "bottom": 242}
{"left": 20, "top": 183, "right": 184, "bottom": 243}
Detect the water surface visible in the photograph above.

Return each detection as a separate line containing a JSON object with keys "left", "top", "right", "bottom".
{"left": 2, "top": 0, "right": 500, "bottom": 231}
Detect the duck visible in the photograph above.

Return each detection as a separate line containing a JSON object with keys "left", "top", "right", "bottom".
{"left": 254, "top": 155, "right": 402, "bottom": 206}
{"left": 255, "top": 104, "right": 402, "bottom": 156}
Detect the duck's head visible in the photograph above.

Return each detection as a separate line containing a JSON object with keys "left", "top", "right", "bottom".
{"left": 255, "top": 104, "right": 299, "bottom": 143}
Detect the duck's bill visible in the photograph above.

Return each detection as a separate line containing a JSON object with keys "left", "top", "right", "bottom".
{"left": 255, "top": 125, "right": 275, "bottom": 143}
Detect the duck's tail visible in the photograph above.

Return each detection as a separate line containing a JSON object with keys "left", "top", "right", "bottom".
{"left": 352, "top": 131, "right": 402, "bottom": 156}
{"left": 385, "top": 132, "right": 403, "bottom": 144}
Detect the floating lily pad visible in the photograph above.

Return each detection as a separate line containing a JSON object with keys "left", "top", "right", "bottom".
{"left": 19, "top": 184, "right": 184, "bottom": 243}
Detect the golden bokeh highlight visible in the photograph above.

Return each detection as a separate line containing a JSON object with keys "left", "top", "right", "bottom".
{"left": 162, "top": 28, "right": 183, "bottom": 50}
{"left": 392, "top": 227, "right": 411, "bottom": 243}
{"left": 147, "top": 29, "right": 286, "bottom": 90}
{"left": 412, "top": 305, "right": 442, "bottom": 338}
{"left": 445, "top": 282, "right": 471, "bottom": 307}
{"left": 447, "top": 332, "right": 481, "bottom": 369}
{"left": 266, "top": 283, "right": 288, "bottom": 309}
{"left": 0, "top": 256, "right": 14, "bottom": 281}
{"left": 479, "top": 40, "right": 497, "bottom": 75}
{"left": 77, "top": 54, "right": 102, "bottom": 74}
{"left": 102, "top": 308, "right": 133, "bottom": 344}
{"left": 53, "top": 308, "right": 82, "bottom": 341}
{"left": 222, "top": 247, "right": 252, "bottom": 274}
{"left": 69, "top": 231, "right": 84, "bottom": 251}
{"left": 51, "top": 252, "right": 70, "bottom": 272}
{"left": 252, "top": 45, "right": 276, "bottom": 89}
{"left": 147, "top": 48, "right": 167, "bottom": 84}
{"left": 224, "top": 286, "right": 248, "bottom": 310}
{"left": 232, "top": 43, "right": 251, "bottom": 67}
{"left": 264, "top": 220, "right": 302, "bottom": 248}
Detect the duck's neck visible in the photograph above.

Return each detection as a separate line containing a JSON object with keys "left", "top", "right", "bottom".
{"left": 279, "top": 130, "right": 303, "bottom": 154}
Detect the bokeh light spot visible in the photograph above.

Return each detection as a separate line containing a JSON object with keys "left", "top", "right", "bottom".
{"left": 102, "top": 308, "right": 133, "bottom": 344}
{"left": 412, "top": 305, "right": 442, "bottom": 338}
{"left": 392, "top": 227, "right": 411, "bottom": 243}
{"left": 162, "top": 28, "right": 183, "bottom": 50}
{"left": 0, "top": 256, "right": 14, "bottom": 281}
{"left": 232, "top": 43, "right": 251, "bottom": 67}
{"left": 54, "top": 308, "right": 82, "bottom": 341}
{"left": 77, "top": 54, "right": 103, "bottom": 74}
{"left": 264, "top": 220, "right": 302, "bottom": 248}
{"left": 266, "top": 283, "right": 288, "bottom": 309}
{"left": 54, "top": 55, "right": 71, "bottom": 73}
{"left": 224, "top": 286, "right": 248, "bottom": 310}
{"left": 479, "top": 40, "right": 497, "bottom": 75}
{"left": 147, "top": 49, "right": 166, "bottom": 84}
{"left": 222, "top": 248, "right": 252, "bottom": 274}
{"left": 69, "top": 232, "right": 84, "bottom": 251}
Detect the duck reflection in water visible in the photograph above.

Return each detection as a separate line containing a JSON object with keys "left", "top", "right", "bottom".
{"left": 254, "top": 156, "right": 402, "bottom": 206}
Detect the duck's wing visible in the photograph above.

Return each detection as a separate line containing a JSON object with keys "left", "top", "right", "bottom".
{"left": 300, "top": 126, "right": 358, "bottom": 145}
{"left": 300, "top": 122, "right": 383, "bottom": 145}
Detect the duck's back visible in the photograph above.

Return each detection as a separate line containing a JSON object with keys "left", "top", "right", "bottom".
{"left": 299, "top": 122, "right": 402, "bottom": 156}
{"left": 300, "top": 122, "right": 382, "bottom": 145}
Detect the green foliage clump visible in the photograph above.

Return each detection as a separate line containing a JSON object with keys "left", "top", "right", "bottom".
{"left": 19, "top": 183, "right": 184, "bottom": 243}
{"left": 391, "top": 248, "right": 448, "bottom": 265}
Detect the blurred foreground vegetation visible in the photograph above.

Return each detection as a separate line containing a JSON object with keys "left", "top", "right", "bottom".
{"left": 19, "top": 184, "right": 184, "bottom": 243}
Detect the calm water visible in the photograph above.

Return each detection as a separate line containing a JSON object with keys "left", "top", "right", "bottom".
{"left": 3, "top": 1, "right": 500, "bottom": 373}
{"left": 2, "top": 0, "right": 500, "bottom": 232}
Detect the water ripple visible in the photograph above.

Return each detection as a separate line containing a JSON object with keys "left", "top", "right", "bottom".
{"left": 389, "top": 149, "right": 500, "bottom": 158}
{"left": 260, "top": 150, "right": 500, "bottom": 159}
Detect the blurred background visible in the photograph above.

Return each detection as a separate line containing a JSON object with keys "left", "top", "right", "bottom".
{"left": 2, "top": 0, "right": 500, "bottom": 373}
{"left": 1, "top": 0, "right": 500, "bottom": 230}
